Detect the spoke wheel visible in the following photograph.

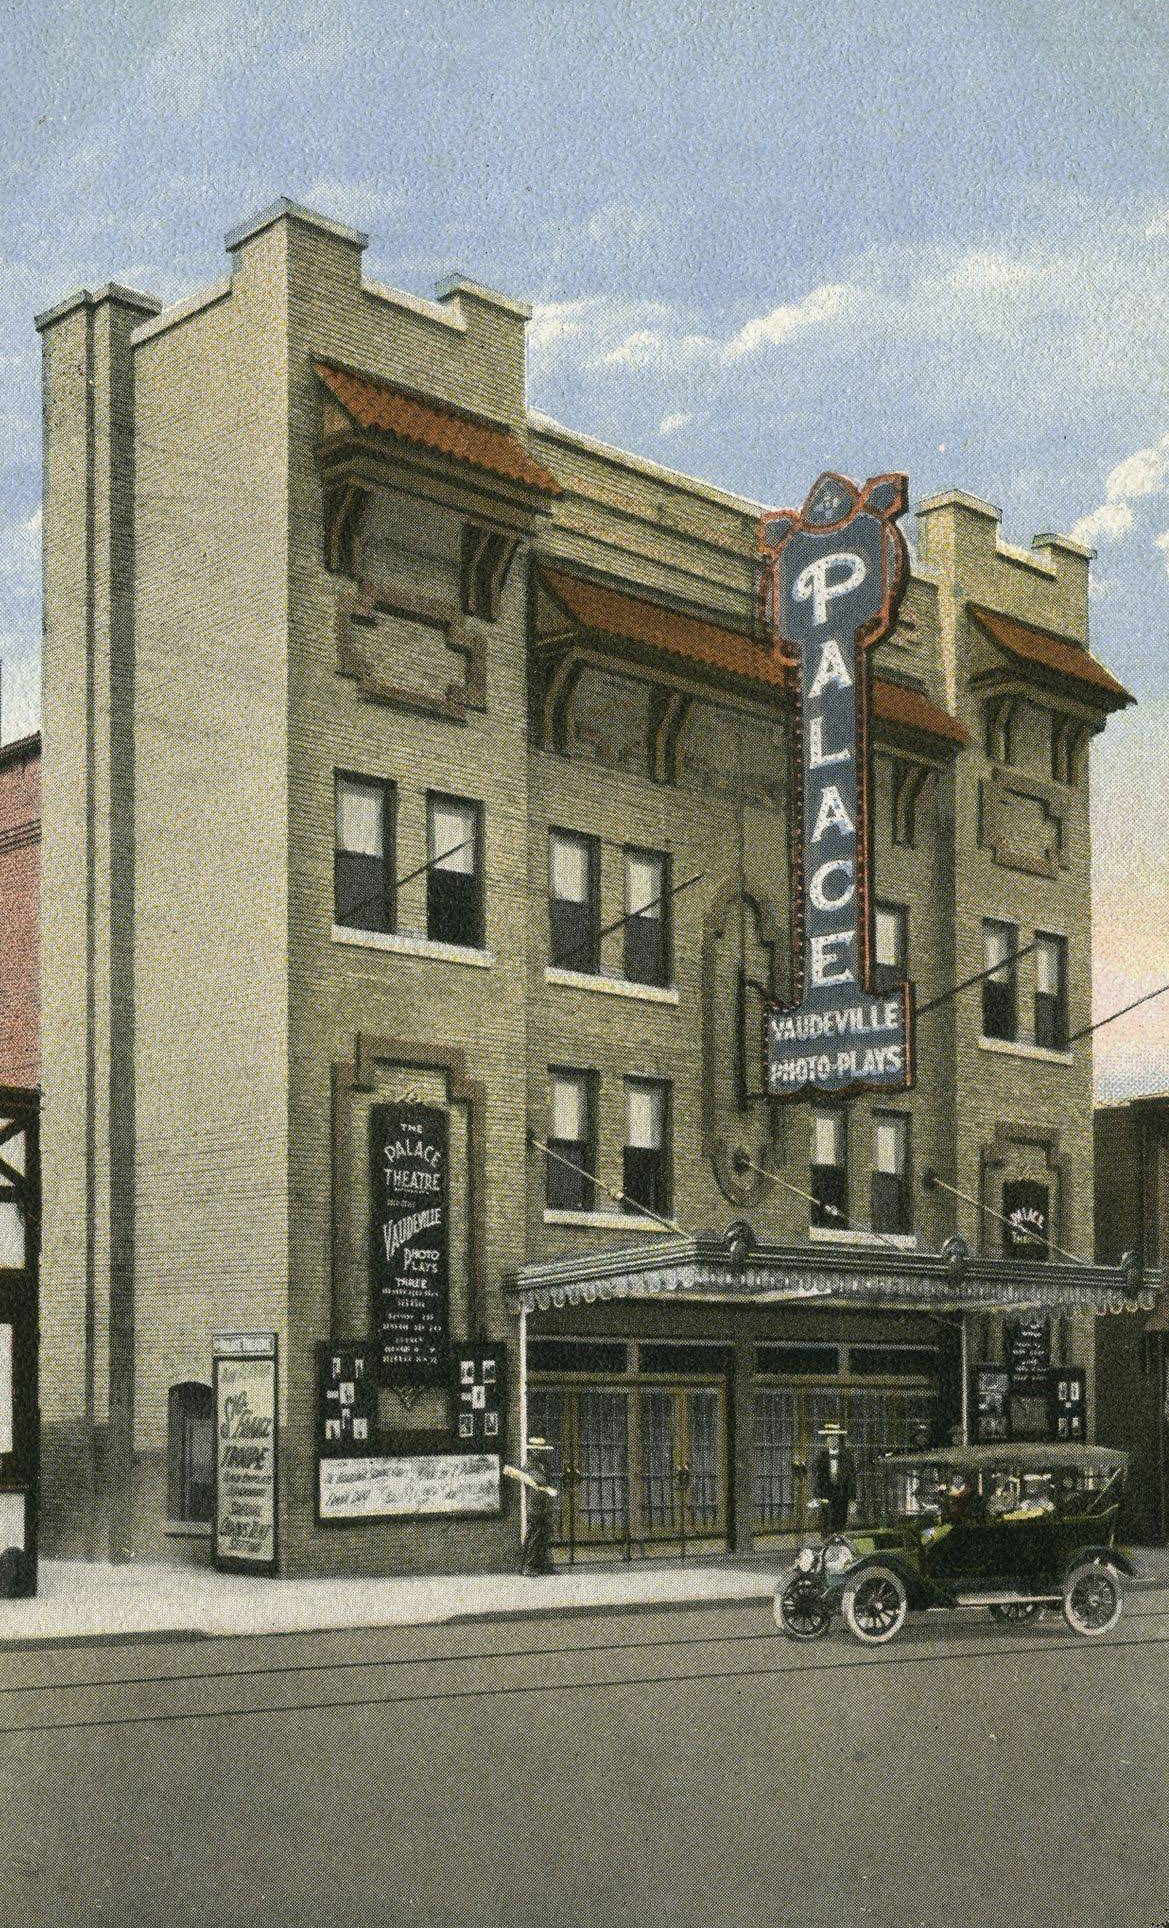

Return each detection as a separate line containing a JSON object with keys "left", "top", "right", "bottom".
{"left": 774, "top": 1572, "right": 831, "bottom": 1642}
{"left": 1063, "top": 1561, "right": 1122, "bottom": 1637}
{"left": 842, "top": 1564, "right": 908, "bottom": 1645}
{"left": 988, "top": 1602, "right": 1044, "bottom": 1624}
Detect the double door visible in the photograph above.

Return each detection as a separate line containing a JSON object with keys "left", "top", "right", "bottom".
{"left": 754, "top": 1382, "right": 937, "bottom": 1536}
{"left": 527, "top": 1379, "right": 728, "bottom": 1556}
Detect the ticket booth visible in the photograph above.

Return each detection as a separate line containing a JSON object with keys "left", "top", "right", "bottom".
{"left": 0, "top": 1087, "right": 38, "bottom": 1596}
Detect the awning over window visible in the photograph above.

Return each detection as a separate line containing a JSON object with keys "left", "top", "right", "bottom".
{"left": 316, "top": 360, "right": 563, "bottom": 496}
{"left": 537, "top": 565, "right": 968, "bottom": 748}
{"left": 510, "top": 1233, "right": 1160, "bottom": 1318}
{"left": 968, "top": 603, "right": 1132, "bottom": 710}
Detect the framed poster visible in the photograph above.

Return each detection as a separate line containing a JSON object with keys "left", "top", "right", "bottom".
{"left": 318, "top": 1341, "right": 378, "bottom": 1456}
{"left": 318, "top": 1452, "right": 501, "bottom": 1522}
{"left": 974, "top": 1366, "right": 1009, "bottom": 1443}
{"left": 1051, "top": 1367, "right": 1086, "bottom": 1441}
{"left": 213, "top": 1331, "right": 278, "bottom": 1573}
{"left": 451, "top": 1342, "right": 506, "bottom": 1453}
{"left": 370, "top": 1102, "right": 450, "bottom": 1387}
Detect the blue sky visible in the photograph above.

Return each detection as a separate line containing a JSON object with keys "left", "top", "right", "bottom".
{"left": 2, "top": 0, "right": 1168, "bottom": 1093}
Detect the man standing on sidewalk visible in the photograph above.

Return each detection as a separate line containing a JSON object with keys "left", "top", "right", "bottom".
{"left": 503, "top": 1439, "right": 560, "bottom": 1575}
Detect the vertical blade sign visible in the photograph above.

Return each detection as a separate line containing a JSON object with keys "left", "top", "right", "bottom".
{"left": 759, "top": 472, "right": 914, "bottom": 1098}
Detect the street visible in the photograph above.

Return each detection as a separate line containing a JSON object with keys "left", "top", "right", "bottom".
{"left": 2, "top": 1588, "right": 1168, "bottom": 1928}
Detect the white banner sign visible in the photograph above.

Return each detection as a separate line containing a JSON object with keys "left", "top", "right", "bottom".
{"left": 319, "top": 1453, "right": 500, "bottom": 1521}
{"left": 214, "top": 1342, "right": 277, "bottom": 1570}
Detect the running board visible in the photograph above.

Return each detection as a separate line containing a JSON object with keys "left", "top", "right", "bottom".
{"left": 949, "top": 1592, "right": 1060, "bottom": 1608}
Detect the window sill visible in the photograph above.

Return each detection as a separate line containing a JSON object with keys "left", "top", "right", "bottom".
{"left": 332, "top": 925, "right": 494, "bottom": 969}
{"left": 978, "top": 1035, "right": 1073, "bottom": 1065}
{"left": 164, "top": 1521, "right": 213, "bottom": 1539}
{"left": 543, "top": 1208, "right": 675, "bottom": 1233}
{"left": 544, "top": 965, "right": 679, "bottom": 1005}
{"left": 808, "top": 1225, "right": 919, "bottom": 1250}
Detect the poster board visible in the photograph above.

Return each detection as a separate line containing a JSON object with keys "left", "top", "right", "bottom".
{"left": 318, "top": 1341, "right": 378, "bottom": 1456}
{"left": 974, "top": 1366, "right": 1009, "bottom": 1443}
{"left": 370, "top": 1102, "right": 450, "bottom": 1387}
{"left": 452, "top": 1342, "right": 506, "bottom": 1452}
{"left": 213, "top": 1331, "right": 278, "bottom": 1573}
{"left": 318, "top": 1452, "right": 501, "bottom": 1522}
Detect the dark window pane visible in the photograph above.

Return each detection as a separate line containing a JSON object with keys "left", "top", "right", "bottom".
{"left": 811, "top": 1163, "right": 848, "bottom": 1229}
{"left": 756, "top": 1343, "right": 840, "bottom": 1377}
{"left": 547, "top": 1138, "right": 593, "bottom": 1211}
{"left": 427, "top": 868, "right": 480, "bottom": 947}
{"left": 335, "top": 851, "right": 390, "bottom": 932}
{"left": 982, "top": 978, "right": 1016, "bottom": 1040}
{"left": 624, "top": 913, "right": 666, "bottom": 985}
{"left": 1035, "top": 993, "right": 1065, "bottom": 1050}
{"left": 528, "top": 1339, "right": 628, "bottom": 1375}
{"left": 639, "top": 1343, "right": 731, "bottom": 1377}
{"left": 551, "top": 896, "right": 598, "bottom": 971}
{"left": 850, "top": 1346, "right": 938, "bottom": 1379}
{"left": 624, "top": 1146, "right": 666, "bottom": 1216}
{"left": 871, "top": 1170, "right": 911, "bottom": 1234}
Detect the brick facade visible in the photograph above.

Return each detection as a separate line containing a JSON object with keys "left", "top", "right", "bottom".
{"left": 0, "top": 732, "right": 40, "bottom": 1088}
{"left": 34, "top": 201, "right": 1141, "bottom": 1574}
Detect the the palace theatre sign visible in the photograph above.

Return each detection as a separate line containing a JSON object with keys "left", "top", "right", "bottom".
{"left": 759, "top": 472, "right": 914, "bottom": 1098}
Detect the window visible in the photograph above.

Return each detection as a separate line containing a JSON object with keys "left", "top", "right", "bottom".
{"left": 549, "top": 830, "right": 600, "bottom": 971}
{"left": 873, "top": 902, "right": 907, "bottom": 994}
{"left": 1035, "top": 932, "right": 1068, "bottom": 1049}
{"left": 334, "top": 774, "right": 393, "bottom": 933}
{"left": 1051, "top": 716, "right": 1082, "bottom": 785}
{"left": 982, "top": 919, "right": 1017, "bottom": 1041}
{"left": 624, "top": 1078, "right": 670, "bottom": 1217}
{"left": 167, "top": 1382, "right": 214, "bottom": 1525}
{"left": 985, "top": 697, "right": 1016, "bottom": 765}
{"left": 810, "top": 1108, "right": 847, "bottom": 1229}
{"left": 547, "top": 1070, "right": 595, "bottom": 1211}
{"left": 624, "top": 848, "right": 670, "bottom": 986}
{"left": 427, "top": 794, "right": 483, "bottom": 947}
{"left": 871, "top": 1113, "right": 911, "bottom": 1234}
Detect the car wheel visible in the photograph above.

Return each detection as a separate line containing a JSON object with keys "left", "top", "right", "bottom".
{"left": 842, "top": 1564, "right": 908, "bottom": 1645}
{"left": 774, "top": 1571, "right": 832, "bottom": 1642}
{"left": 1062, "top": 1560, "right": 1123, "bottom": 1637}
{"left": 988, "top": 1603, "right": 1044, "bottom": 1624}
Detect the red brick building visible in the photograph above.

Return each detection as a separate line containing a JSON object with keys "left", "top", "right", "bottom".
{"left": 0, "top": 732, "right": 40, "bottom": 1088}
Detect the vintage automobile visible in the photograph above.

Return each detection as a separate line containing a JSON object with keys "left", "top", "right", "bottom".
{"left": 774, "top": 1442, "right": 1133, "bottom": 1646}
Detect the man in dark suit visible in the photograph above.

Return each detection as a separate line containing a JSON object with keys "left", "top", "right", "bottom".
{"left": 812, "top": 1424, "right": 857, "bottom": 1532}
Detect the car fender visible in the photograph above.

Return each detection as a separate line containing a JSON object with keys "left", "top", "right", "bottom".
{"left": 839, "top": 1550, "right": 931, "bottom": 1611}
{"left": 1065, "top": 1544, "right": 1136, "bottom": 1579}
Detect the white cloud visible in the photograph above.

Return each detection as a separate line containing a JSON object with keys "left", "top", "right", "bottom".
{"left": 1145, "top": 208, "right": 1169, "bottom": 238}
{"left": 601, "top": 327, "right": 714, "bottom": 371}
{"left": 1105, "top": 438, "right": 1169, "bottom": 500}
{"left": 1155, "top": 530, "right": 1169, "bottom": 576}
{"left": 945, "top": 250, "right": 1047, "bottom": 293}
{"left": 722, "top": 282, "right": 853, "bottom": 361}
{"left": 658, "top": 411, "right": 692, "bottom": 436}
{"left": 1071, "top": 501, "right": 1133, "bottom": 545}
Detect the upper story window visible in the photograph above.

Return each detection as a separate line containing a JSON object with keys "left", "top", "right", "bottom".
{"left": 624, "top": 1078, "right": 670, "bottom": 1217}
{"left": 1034, "top": 933, "right": 1069, "bottom": 1050}
{"left": 547, "top": 1069, "right": 595, "bottom": 1212}
{"left": 1051, "top": 716, "right": 1083, "bottom": 785}
{"left": 873, "top": 902, "right": 907, "bottom": 994}
{"left": 871, "top": 1113, "right": 911, "bottom": 1235}
{"left": 624, "top": 848, "right": 670, "bottom": 987}
{"left": 427, "top": 794, "right": 483, "bottom": 948}
{"left": 811, "top": 1107, "right": 847, "bottom": 1230}
{"left": 982, "top": 918, "right": 1018, "bottom": 1041}
{"left": 549, "top": 830, "right": 600, "bottom": 972}
{"left": 335, "top": 773, "right": 394, "bottom": 933}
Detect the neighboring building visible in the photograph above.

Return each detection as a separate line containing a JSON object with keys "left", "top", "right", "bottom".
{"left": 1095, "top": 1097, "right": 1169, "bottom": 1542}
{"left": 0, "top": 731, "right": 40, "bottom": 1088}
{"left": 35, "top": 200, "right": 1150, "bottom": 1575}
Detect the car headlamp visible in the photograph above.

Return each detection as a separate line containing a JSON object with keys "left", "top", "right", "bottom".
{"left": 795, "top": 1545, "right": 816, "bottom": 1573}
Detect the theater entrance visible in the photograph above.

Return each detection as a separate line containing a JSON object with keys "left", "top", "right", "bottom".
{"left": 527, "top": 1339, "right": 730, "bottom": 1560}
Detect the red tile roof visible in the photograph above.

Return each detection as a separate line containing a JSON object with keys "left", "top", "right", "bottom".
{"left": 316, "top": 361, "right": 562, "bottom": 496}
{"left": 969, "top": 603, "right": 1132, "bottom": 709}
{"left": 538, "top": 566, "right": 967, "bottom": 746}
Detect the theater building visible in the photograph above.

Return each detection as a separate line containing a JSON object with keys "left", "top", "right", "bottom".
{"left": 1095, "top": 1095, "right": 1169, "bottom": 1543}
{"left": 34, "top": 200, "right": 1153, "bottom": 1575}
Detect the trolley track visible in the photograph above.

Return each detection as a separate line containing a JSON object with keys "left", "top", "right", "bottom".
{"left": 2, "top": 1595, "right": 1168, "bottom": 1739}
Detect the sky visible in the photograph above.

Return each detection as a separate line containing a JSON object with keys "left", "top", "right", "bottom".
{"left": 2, "top": 0, "right": 1168, "bottom": 1096}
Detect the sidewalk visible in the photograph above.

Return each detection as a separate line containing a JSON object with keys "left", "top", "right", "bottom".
{"left": 3, "top": 1544, "right": 1165, "bottom": 1648}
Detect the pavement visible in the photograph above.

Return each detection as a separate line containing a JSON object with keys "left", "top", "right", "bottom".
{"left": 3, "top": 1541, "right": 1167, "bottom": 1646}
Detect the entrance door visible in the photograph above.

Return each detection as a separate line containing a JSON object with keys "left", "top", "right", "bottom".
{"left": 753, "top": 1383, "right": 935, "bottom": 1537}
{"left": 529, "top": 1377, "right": 728, "bottom": 1557}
